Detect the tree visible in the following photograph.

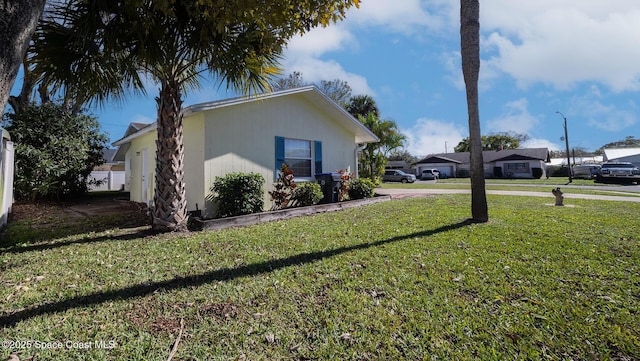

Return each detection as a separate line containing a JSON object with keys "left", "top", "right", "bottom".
{"left": 3, "top": 101, "right": 107, "bottom": 201}
{"left": 595, "top": 136, "right": 640, "bottom": 154}
{"left": 317, "top": 79, "right": 352, "bottom": 108}
{"left": 347, "top": 95, "right": 379, "bottom": 119}
{"left": 460, "top": 0, "right": 488, "bottom": 222}
{"left": 388, "top": 149, "right": 419, "bottom": 166}
{"left": 0, "top": 0, "right": 46, "bottom": 116}
{"left": 454, "top": 132, "right": 530, "bottom": 152}
{"left": 34, "top": 0, "right": 361, "bottom": 232}
{"left": 274, "top": 71, "right": 307, "bottom": 91}
{"left": 358, "top": 113, "right": 406, "bottom": 181}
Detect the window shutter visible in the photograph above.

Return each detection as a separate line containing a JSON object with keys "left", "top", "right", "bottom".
{"left": 314, "top": 140, "right": 322, "bottom": 174}
{"left": 275, "top": 136, "right": 285, "bottom": 178}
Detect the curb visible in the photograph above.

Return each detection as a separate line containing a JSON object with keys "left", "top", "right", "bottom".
{"left": 194, "top": 195, "right": 392, "bottom": 231}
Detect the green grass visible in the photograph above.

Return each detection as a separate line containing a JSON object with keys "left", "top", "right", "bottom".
{"left": 1, "top": 195, "right": 639, "bottom": 360}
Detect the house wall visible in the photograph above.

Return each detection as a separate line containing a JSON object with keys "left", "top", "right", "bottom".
{"left": 494, "top": 160, "right": 546, "bottom": 178}
{"left": 127, "top": 130, "right": 156, "bottom": 205}
{"left": 200, "top": 93, "right": 357, "bottom": 218}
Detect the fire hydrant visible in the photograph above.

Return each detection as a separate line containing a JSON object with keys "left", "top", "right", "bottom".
{"left": 552, "top": 187, "right": 564, "bottom": 206}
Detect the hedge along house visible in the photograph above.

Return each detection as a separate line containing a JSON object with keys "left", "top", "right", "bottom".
{"left": 0, "top": 127, "right": 15, "bottom": 228}
{"left": 112, "top": 86, "right": 379, "bottom": 219}
{"left": 414, "top": 148, "right": 550, "bottom": 179}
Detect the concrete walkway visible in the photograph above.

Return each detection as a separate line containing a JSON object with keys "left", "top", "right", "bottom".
{"left": 376, "top": 187, "right": 640, "bottom": 202}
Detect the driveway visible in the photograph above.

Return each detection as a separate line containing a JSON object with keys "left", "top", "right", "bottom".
{"left": 376, "top": 187, "right": 640, "bottom": 202}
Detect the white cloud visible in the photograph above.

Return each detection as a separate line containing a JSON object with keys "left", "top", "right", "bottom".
{"left": 486, "top": 98, "right": 539, "bottom": 134}
{"left": 569, "top": 90, "right": 639, "bottom": 132}
{"left": 522, "top": 138, "right": 561, "bottom": 151}
{"left": 482, "top": 2, "right": 640, "bottom": 91}
{"left": 347, "top": 0, "right": 450, "bottom": 34}
{"left": 402, "top": 118, "right": 466, "bottom": 156}
{"left": 284, "top": 57, "right": 373, "bottom": 96}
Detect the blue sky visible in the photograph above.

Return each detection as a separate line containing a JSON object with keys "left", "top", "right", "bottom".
{"left": 32, "top": 1, "right": 640, "bottom": 156}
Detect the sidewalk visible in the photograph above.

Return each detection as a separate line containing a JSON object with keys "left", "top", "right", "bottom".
{"left": 375, "top": 188, "right": 640, "bottom": 202}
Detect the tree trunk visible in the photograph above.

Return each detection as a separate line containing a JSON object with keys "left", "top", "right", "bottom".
{"left": 0, "top": 0, "right": 46, "bottom": 116}
{"left": 460, "top": 0, "right": 488, "bottom": 222}
{"left": 152, "top": 78, "right": 188, "bottom": 232}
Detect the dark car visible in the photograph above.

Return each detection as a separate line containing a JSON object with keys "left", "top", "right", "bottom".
{"left": 382, "top": 170, "right": 417, "bottom": 183}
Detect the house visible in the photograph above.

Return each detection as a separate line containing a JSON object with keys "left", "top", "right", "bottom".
{"left": 0, "top": 127, "right": 15, "bottom": 228}
{"left": 603, "top": 147, "right": 640, "bottom": 165}
{"left": 112, "top": 86, "right": 379, "bottom": 218}
{"left": 414, "top": 148, "right": 550, "bottom": 179}
{"left": 88, "top": 148, "right": 126, "bottom": 191}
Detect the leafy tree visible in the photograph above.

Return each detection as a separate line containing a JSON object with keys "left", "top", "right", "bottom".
{"left": 454, "top": 132, "right": 530, "bottom": 152}
{"left": 358, "top": 113, "right": 406, "bottom": 182}
{"left": 347, "top": 95, "right": 379, "bottom": 119}
{"left": 33, "top": 0, "right": 361, "bottom": 232}
{"left": 3, "top": 101, "right": 107, "bottom": 201}
{"left": 388, "top": 149, "right": 419, "bottom": 166}
{"left": 317, "top": 79, "right": 352, "bottom": 108}
{"left": 0, "top": 0, "right": 46, "bottom": 115}
{"left": 274, "top": 71, "right": 306, "bottom": 91}
{"left": 460, "top": 0, "right": 488, "bottom": 222}
{"left": 595, "top": 136, "right": 640, "bottom": 154}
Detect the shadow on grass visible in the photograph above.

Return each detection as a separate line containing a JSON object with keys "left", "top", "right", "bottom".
{"left": 0, "top": 228, "right": 154, "bottom": 255}
{"left": 0, "top": 219, "right": 474, "bottom": 327}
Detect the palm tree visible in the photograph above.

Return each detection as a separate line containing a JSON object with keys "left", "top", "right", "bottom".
{"left": 0, "top": 0, "right": 46, "bottom": 115}
{"left": 32, "top": 0, "right": 361, "bottom": 232}
{"left": 460, "top": 0, "right": 488, "bottom": 222}
{"left": 358, "top": 113, "right": 406, "bottom": 181}
{"left": 347, "top": 95, "right": 379, "bottom": 119}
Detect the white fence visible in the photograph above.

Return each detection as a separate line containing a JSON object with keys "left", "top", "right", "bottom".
{"left": 1, "top": 141, "right": 15, "bottom": 228}
{"left": 88, "top": 170, "right": 126, "bottom": 191}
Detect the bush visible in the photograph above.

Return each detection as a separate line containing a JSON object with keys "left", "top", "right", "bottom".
{"left": 291, "top": 182, "right": 323, "bottom": 207}
{"left": 4, "top": 102, "right": 107, "bottom": 200}
{"left": 208, "top": 172, "right": 264, "bottom": 218}
{"left": 269, "top": 163, "right": 296, "bottom": 210}
{"left": 532, "top": 167, "right": 543, "bottom": 179}
{"left": 348, "top": 178, "right": 375, "bottom": 200}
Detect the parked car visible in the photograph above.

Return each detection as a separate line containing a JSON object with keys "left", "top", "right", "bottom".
{"left": 572, "top": 164, "right": 601, "bottom": 180}
{"left": 597, "top": 162, "right": 640, "bottom": 184}
{"left": 421, "top": 169, "right": 440, "bottom": 180}
{"left": 382, "top": 170, "right": 416, "bottom": 183}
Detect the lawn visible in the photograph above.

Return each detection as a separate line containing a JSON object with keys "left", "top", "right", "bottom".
{"left": 1, "top": 195, "right": 639, "bottom": 360}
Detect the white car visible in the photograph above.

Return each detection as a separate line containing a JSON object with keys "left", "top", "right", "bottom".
{"left": 598, "top": 162, "right": 640, "bottom": 184}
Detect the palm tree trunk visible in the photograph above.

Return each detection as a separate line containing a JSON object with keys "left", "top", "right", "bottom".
{"left": 460, "top": 0, "right": 488, "bottom": 222}
{"left": 0, "top": 0, "right": 46, "bottom": 115}
{"left": 153, "top": 77, "right": 188, "bottom": 232}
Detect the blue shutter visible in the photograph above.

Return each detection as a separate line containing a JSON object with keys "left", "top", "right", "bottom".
{"left": 314, "top": 140, "right": 322, "bottom": 174}
{"left": 275, "top": 136, "right": 285, "bottom": 179}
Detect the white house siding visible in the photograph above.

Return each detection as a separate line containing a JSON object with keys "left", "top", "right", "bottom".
{"left": 127, "top": 131, "right": 156, "bottom": 206}
{"left": 200, "top": 93, "right": 356, "bottom": 218}
{"left": 494, "top": 160, "right": 546, "bottom": 178}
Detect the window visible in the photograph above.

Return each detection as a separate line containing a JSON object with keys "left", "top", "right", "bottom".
{"left": 285, "top": 139, "right": 312, "bottom": 177}
{"left": 505, "top": 162, "right": 529, "bottom": 173}
{"left": 275, "top": 137, "right": 322, "bottom": 179}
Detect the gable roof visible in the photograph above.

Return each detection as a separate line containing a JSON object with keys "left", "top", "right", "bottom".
{"left": 113, "top": 86, "right": 378, "bottom": 147}
{"left": 604, "top": 147, "right": 640, "bottom": 161}
{"left": 415, "top": 148, "right": 550, "bottom": 164}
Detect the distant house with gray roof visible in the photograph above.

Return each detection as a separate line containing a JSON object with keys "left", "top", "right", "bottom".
{"left": 414, "top": 148, "right": 550, "bottom": 179}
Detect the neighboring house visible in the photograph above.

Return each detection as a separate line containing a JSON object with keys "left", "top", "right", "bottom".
{"left": 414, "top": 148, "right": 550, "bottom": 179}
{"left": 0, "top": 127, "right": 15, "bottom": 228}
{"left": 88, "top": 148, "right": 126, "bottom": 191}
{"left": 385, "top": 160, "right": 414, "bottom": 174}
{"left": 603, "top": 147, "right": 640, "bottom": 165}
{"left": 112, "top": 86, "right": 379, "bottom": 218}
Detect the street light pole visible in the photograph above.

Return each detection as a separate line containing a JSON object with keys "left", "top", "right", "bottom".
{"left": 556, "top": 111, "right": 572, "bottom": 183}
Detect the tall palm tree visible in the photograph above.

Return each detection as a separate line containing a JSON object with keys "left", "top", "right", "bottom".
{"left": 32, "top": 0, "right": 361, "bottom": 232}
{"left": 460, "top": 0, "right": 488, "bottom": 222}
{"left": 347, "top": 95, "right": 379, "bottom": 119}
{"left": 358, "top": 113, "right": 406, "bottom": 181}
{"left": 0, "top": 0, "right": 46, "bottom": 115}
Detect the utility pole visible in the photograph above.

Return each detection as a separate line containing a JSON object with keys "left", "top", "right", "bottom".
{"left": 556, "top": 111, "right": 572, "bottom": 183}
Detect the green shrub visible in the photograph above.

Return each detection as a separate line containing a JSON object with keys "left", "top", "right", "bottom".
{"left": 269, "top": 163, "right": 296, "bottom": 210}
{"left": 208, "top": 172, "right": 264, "bottom": 218}
{"left": 291, "top": 182, "right": 323, "bottom": 207}
{"left": 348, "top": 178, "right": 375, "bottom": 199}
